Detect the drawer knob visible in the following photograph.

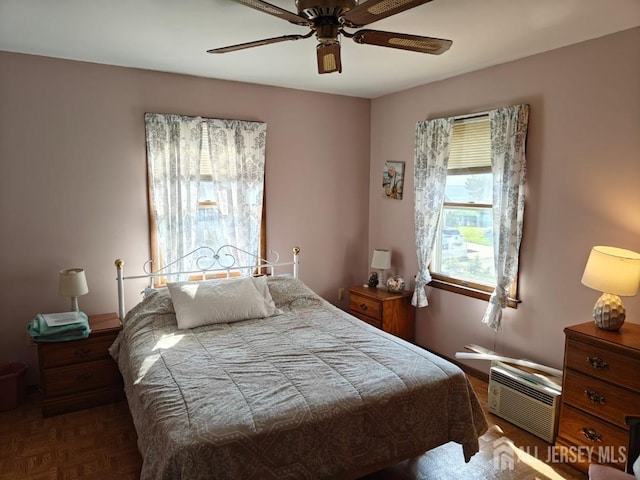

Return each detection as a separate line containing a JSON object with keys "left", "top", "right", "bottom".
{"left": 584, "top": 389, "right": 606, "bottom": 405}
{"left": 581, "top": 427, "right": 603, "bottom": 442}
{"left": 74, "top": 347, "right": 92, "bottom": 356}
{"left": 75, "top": 372, "right": 94, "bottom": 383}
{"left": 586, "top": 356, "right": 608, "bottom": 370}
{"left": 360, "top": 303, "right": 368, "bottom": 311}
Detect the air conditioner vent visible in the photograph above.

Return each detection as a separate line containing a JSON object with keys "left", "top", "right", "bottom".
{"left": 490, "top": 369, "right": 555, "bottom": 405}
{"left": 488, "top": 364, "right": 561, "bottom": 443}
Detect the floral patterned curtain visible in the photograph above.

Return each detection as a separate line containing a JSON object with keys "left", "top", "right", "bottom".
{"left": 145, "top": 114, "right": 267, "bottom": 279}
{"left": 413, "top": 117, "right": 454, "bottom": 307}
{"left": 145, "top": 113, "right": 202, "bottom": 276}
{"left": 204, "top": 119, "right": 267, "bottom": 269}
{"left": 481, "top": 104, "right": 529, "bottom": 330}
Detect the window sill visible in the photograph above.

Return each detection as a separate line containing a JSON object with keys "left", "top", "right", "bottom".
{"left": 428, "top": 278, "right": 519, "bottom": 309}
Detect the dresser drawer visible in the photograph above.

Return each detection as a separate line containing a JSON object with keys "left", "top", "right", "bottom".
{"left": 349, "top": 293, "right": 382, "bottom": 322}
{"left": 41, "top": 359, "right": 122, "bottom": 397}
{"left": 557, "top": 404, "right": 628, "bottom": 469}
{"left": 350, "top": 311, "right": 382, "bottom": 329}
{"left": 565, "top": 338, "right": 640, "bottom": 391}
{"left": 39, "top": 335, "right": 117, "bottom": 368}
{"left": 563, "top": 369, "right": 640, "bottom": 428}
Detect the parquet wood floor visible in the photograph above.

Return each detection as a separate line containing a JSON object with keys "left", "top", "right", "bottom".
{"left": 0, "top": 375, "right": 587, "bottom": 479}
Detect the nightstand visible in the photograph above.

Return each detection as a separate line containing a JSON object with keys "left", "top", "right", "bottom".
{"left": 348, "top": 286, "right": 414, "bottom": 341}
{"left": 555, "top": 321, "right": 640, "bottom": 473}
{"left": 36, "top": 312, "right": 124, "bottom": 417}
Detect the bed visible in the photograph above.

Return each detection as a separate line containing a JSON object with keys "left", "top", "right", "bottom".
{"left": 110, "top": 246, "right": 488, "bottom": 479}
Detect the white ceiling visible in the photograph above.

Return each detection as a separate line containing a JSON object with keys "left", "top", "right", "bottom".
{"left": 1, "top": 0, "right": 639, "bottom": 99}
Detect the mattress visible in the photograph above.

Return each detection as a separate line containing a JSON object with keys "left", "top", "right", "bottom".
{"left": 110, "top": 276, "right": 488, "bottom": 479}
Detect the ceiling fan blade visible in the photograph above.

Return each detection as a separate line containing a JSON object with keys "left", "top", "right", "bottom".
{"left": 352, "top": 29, "right": 452, "bottom": 54}
{"left": 316, "top": 43, "right": 342, "bottom": 74}
{"left": 208, "top": 32, "right": 313, "bottom": 54}
{"left": 230, "top": 0, "right": 310, "bottom": 26}
{"left": 341, "top": 0, "right": 434, "bottom": 27}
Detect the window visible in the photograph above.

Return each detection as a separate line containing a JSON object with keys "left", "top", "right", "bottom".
{"left": 429, "top": 115, "right": 518, "bottom": 306}
{"left": 413, "top": 105, "right": 528, "bottom": 328}
{"left": 145, "top": 114, "right": 267, "bottom": 285}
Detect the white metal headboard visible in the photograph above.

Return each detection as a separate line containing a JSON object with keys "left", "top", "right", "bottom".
{"left": 115, "top": 245, "right": 300, "bottom": 320}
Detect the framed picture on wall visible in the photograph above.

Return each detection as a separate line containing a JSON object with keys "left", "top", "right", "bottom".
{"left": 382, "top": 161, "right": 404, "bottom": 200}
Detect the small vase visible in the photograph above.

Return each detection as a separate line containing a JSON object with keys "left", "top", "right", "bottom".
{"left": 386, "top": 274, "right": 405, "bottom": 293}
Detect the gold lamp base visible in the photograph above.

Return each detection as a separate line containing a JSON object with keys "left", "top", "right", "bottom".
{"left": 592, "top": 293, "right": 626, "bottom": 331}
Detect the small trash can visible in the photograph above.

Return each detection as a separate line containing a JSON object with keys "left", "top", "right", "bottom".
{"left": 0, "top": 362, "right": 28, "bottom": 411}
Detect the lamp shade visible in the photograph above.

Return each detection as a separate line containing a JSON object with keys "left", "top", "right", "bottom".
{"left": 581, "top": 246, "right": 640, "bottom": 296}
{"left": 371, "top": 249, "right": 391, "bottom": 270}
{"left": 59, "top": 268, "right": 89, "bottom": 297}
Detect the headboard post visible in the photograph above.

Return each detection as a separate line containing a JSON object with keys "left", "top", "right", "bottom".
{"left": 293, "top": 246, "right": 300, "bottom": 278}
{"left": 115, "top": 259, "right": 125, "bottom": 320}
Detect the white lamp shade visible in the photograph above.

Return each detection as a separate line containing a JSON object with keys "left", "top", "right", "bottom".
{"left": 371, "top": 249, "right": 391, "bottom": 270}
{"left": 59, "top": 268, "right": 89, "bottom": 297}
{"left": 581, "top": 246, "right": 640, "bottom": 296}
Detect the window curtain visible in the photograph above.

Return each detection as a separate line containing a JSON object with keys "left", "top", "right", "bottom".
{"left": 481, "top": 104, "right": 529, "bottom": 330}
{"left": 413, "top": 117, "right": 454, "bottom": 307}
{"left": 145, "top": 113, "right": 202, "bottom": 275}
{"left": 205, "top": 119, "right": 267, "bottom": 270}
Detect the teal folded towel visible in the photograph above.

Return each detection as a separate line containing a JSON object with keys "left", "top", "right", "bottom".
{"left": 28, "top": 312, "right": 91, "bottom": 342}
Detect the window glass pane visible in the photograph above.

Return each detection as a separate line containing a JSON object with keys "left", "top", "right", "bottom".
{"left": 196, "top": 205, "right": 222, "bottom": 247}
{"left": 434, "top": 206, "right": 496, "bottom": 286}
{"left": 198, "top": 179, "right": 214, "bottom": 202}
{"left": 445, "top": 173, "right": 492, "bottom": 204}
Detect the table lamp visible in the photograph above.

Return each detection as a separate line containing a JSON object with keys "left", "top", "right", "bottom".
{"left": 371, "top": 249, "right": 391, "bottom": 289}
{"left": 581, "top": 246, "right": 640, "bottom": 330}
{"left": 59, "top": 268, "right": 89, "bottom": 312}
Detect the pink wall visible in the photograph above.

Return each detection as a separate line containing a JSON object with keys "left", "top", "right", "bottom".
{"left": 2, "top": 27, "right": 638, "bottom": 387}
{"left": 0, "top": 52, "right": 371, "bottom": 384}
{"left": 369, "top": 27, "right": 640, "bottom": 373}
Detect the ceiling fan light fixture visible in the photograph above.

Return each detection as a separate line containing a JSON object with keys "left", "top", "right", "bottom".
{"left": 317, "top": 42, "right": 342, "bottom": 74}
{"left": 213, "top": 0, "right": 452, "bottom": 74}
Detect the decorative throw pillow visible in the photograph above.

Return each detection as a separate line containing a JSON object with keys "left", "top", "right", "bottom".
{"left": 168, "top": 277, "right": 279, "bottom": 329}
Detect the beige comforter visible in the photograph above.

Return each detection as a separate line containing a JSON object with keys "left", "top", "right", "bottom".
{"left": 110, "top": 277, "right": 487, "bottom": 480}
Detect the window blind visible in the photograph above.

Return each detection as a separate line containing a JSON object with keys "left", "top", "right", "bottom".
{"left": 449, "top": 115, "right": 490, "bottom": 170}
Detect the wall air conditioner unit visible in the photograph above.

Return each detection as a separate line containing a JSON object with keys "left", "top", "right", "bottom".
{"left": 488, "top": 361, "right": 562, "bottom": 443}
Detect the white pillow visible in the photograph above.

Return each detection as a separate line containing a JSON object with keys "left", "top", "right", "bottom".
{"left": 168, "top": 276, "right": 279, "bottom": 329}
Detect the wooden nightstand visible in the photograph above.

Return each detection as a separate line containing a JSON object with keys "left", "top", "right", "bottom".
{"left": 348, "top": 286, "right": 414, "bottom": 341}
{"left": 36, "top": 312, "right": 125, "bottom": 417}
{"left": 555, "top": 321, "right": 640, "bottom": 473}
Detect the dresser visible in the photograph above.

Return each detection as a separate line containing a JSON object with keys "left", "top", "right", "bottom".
{"left": 556, "top": 321, "right": 640, "bottom": 473}
{"left": 348, "top": 286, "right": 414, "bottom": 341}
{"left": 36, "top": 312, "right": 125, "bottom": 417}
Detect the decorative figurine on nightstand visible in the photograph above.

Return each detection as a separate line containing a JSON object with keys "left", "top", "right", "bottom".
{"left": 386, "top": 274, "right": 406, "bottom": 293}
{"left": 367, "top": 272, "right": 379, "bottom": 288}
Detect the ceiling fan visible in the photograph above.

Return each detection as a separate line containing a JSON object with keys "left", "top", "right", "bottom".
{"left": 207, "top": 0, "right": 452, "bottom": 74}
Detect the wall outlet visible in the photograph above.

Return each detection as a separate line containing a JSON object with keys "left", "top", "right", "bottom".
{"left": 338, "top": 288, "right": 345, "bottom": 301}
